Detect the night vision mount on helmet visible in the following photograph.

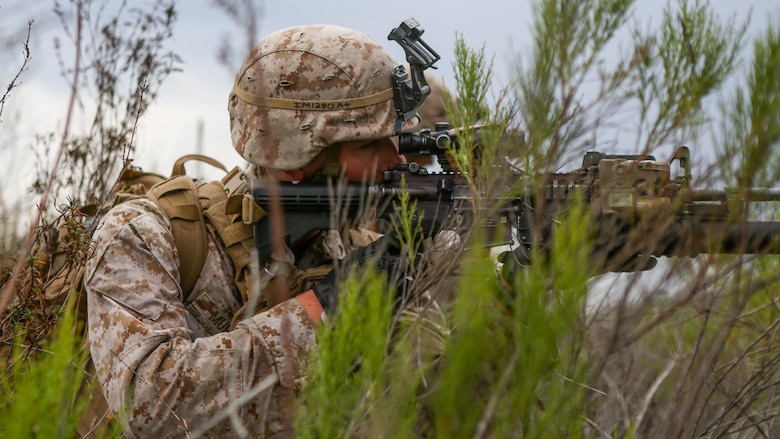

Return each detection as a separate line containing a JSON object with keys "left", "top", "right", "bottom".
{"left": 387, "top": 18, "right": 441, "bottom": 136}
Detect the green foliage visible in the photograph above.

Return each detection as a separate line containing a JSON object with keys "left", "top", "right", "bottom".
{"left": 448, "top": 34, "right": 494, "bottom": 130}
{"left": 298, "top": 13, "right": 599, "bottom": 437}
{"left": 634, "top": 0, "right": 747, "bottom": 151}
{"left": 1, "top": 1, "right": 178, "bottom": 437}
{"left": 392, "top": 178, "right": 426, "bottom": 268}
{"left": 717, "top": 15, "right": 780, "bottom": 187}
{"left": 295, "top": 268, "right": 396, "bottom": 438}
{"left": 0, "top": 297, "right": 91, "bottom": 439}
{"left": 429, "top": 254, "right": 511, "bottom": 438}
{"left": 445, "top": 34, "right": 493, "bottom": 183}
{"left": 498, "top": 197, "right": 592, "bottom": 438}
{"left": 297, "top": 206, "right": 595, "bottom": 437}
{"left": 515, "top": 0, "right": 746, "bottom": 172}
{"left": 516, "top": 0, "right": 636, "bottom": 169}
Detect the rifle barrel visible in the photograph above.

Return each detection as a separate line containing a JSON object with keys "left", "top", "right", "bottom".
{"left": 687, "top": 188, "right": 780, "bottom": 202}
{"left": 663, "top": 220, "right": 780, "bottom": 256}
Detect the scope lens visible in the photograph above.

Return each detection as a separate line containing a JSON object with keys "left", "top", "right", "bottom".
{"left": 435, "top": 135, "right": 450, "bottom": 149}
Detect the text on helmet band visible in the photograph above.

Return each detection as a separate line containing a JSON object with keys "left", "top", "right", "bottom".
{"left": 232, "top": 85, "right": 394, "bottom": 111}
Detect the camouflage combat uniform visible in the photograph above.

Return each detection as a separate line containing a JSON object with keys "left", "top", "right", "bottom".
{"left": 84, "top": 197, "right": 315, "bottom": 438}
{"left": 84, "top": 22, "right": 448, "bottom": 438}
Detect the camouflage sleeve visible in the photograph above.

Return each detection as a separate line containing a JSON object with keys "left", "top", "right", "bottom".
{"left": 84, "top": 198, "right": 316, "bottom": 437}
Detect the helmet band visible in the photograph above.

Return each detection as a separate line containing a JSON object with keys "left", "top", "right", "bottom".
{"left": 232, "top": 85, "right": 394, "bottom": 111}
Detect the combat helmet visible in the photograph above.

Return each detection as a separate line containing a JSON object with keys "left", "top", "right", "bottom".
{"left": 229, "top": 24, "right": 419, "bottom": 171}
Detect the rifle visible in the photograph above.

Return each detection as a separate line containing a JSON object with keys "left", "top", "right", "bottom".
{"left": 251, "top": 123, "right": 780, "bottom": 274}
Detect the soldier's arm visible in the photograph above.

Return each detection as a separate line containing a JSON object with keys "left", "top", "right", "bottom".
{"left": 84, "top": 198, "right": 317, "bottom": 437}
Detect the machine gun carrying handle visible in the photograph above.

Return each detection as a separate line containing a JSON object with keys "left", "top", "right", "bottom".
{"left": 669, "top": 146, "right": 691, "bottom": 187}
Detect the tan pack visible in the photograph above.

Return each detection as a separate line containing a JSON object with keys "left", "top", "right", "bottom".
{"left": 1, "top": 154, "right": 259, "bottom": 437}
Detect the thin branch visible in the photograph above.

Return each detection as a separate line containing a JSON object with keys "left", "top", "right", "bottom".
{"left": 0, "top": 5, "right": 82, "bottom": 316}
{"left": 635, "top": 356, "right": 676, "bottom": 431}
{"left": 0, "top": 20, "right": 33, "bottom": 124}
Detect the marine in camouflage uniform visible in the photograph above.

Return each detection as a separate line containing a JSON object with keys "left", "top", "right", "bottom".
{"left": 85, "top": 24, "right": 427, "bottom": 438}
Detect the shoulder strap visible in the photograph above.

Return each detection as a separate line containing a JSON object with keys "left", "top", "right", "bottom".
{"left": 147, "top": 176, "right": 208, "bottom": 302}
{"left": 170, "top": 154, "right": 228, "bottom": 177}
{"left": 199, "top": 168, "right": 269, "bottom": 304}
{"left": 198, "top": 180, "right": 255, "bottom": 301}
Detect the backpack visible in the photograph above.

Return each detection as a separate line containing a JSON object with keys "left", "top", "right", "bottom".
{"left": 0, "top": 154, "right": 263, "bottom": 436}
{"left": 37, "top": 154, "right": 229, "bottom": 328}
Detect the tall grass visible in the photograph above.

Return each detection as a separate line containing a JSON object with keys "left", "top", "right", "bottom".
{"left": 0, "top": 296, "right": 89, "bottom": 439}
{"left": 1, "top": 1, "right": 178, "bottom": 437}
{"left": 3, "top": 0, "right": 780, "bottom": 437}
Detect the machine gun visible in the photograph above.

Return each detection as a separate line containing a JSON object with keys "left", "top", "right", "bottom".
{"left": 250, "top": 17, "right": 780, "bottom": 274}
{"left": 251, "top": 123, "right": 780, "bottom": 274}
{"left": 510, "top": 146, "right": 780, "bottom": 272}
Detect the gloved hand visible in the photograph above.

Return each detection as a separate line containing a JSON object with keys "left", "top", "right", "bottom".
{"left": 311, "top": 233, "right": 420, "bottom": 314}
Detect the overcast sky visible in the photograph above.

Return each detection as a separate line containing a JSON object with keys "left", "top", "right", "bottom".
{"left": 2, "top": 0, "right": 779, "bottom": 195}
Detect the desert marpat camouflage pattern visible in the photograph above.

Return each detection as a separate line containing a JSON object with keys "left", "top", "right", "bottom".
{"left": 228, "top": 24, "right": 417, "bottom": 170}
{"left": 84, "top": 197, "right": 315, "bottom": 437}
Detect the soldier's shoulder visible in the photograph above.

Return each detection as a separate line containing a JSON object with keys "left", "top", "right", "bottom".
{"left": 93, "top": 198, "right": 170, "bottom": 239}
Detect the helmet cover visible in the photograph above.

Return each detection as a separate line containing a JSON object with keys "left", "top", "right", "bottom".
{"left": 229, "top": 24, "right": 418, "bottom": 170}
